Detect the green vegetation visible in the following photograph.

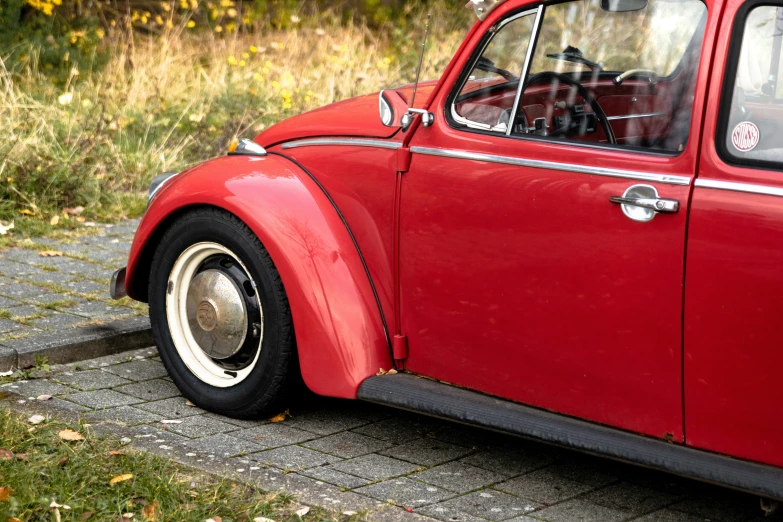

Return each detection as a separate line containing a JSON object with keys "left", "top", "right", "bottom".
{"left": 0, "top": 409, "right": 356, "bottom": 521}
{"left": 0, "top": 1, "right": 471, "bottom": 236}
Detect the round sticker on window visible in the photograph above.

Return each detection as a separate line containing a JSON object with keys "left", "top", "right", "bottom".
{"left": 731, "top": 121, "right": 760, "bottom": 152}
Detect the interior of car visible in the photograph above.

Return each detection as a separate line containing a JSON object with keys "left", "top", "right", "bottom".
{"left": 451, "top": 0, "right": 709, "bottom": 153}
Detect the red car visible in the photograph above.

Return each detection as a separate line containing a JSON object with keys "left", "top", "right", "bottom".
{"left": 111, "top": 0, "right": 783, "bottom": 500}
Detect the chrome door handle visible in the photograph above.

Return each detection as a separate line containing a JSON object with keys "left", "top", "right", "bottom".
{"left": 610, "top": 184, "right": 679, "bottom": 222}
{"left": 609, "top": 196, "right": 679, "bottom": 213}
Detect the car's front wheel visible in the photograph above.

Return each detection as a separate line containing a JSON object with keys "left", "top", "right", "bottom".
{"left": 148, "top": 208, "right": 298, "bottom": 418}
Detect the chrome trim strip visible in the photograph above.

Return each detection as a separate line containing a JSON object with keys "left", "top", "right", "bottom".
{"left": 507, "top": 6, "right": 544, "bottom": 136}
{"left": 281, "top": 138, "right": 402, "bottom": 150}
{"left": 410, "top": 146, "right": 692, "bottom": 186}
{"left": 695, "top": 178, "right": 783, "bottom": 197}
{"left": 606, "top": 112, "right": 668, "bottom": 122}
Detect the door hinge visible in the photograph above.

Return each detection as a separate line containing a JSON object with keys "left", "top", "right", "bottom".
{"left": 396, "top": 147, "right": 411, "bottom": 173}
{"left": 393, "top": 334, "right": 408, "bottom": 361}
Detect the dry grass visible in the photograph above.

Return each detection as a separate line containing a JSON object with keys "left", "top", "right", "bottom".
{"left": 0, "top": 7, "right": 470, "bottom": 228}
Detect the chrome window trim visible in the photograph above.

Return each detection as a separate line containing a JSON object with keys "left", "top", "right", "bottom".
{"left": 281, "top": 138, "right": 402, "bottom": 150}
{"left": 694, "top": 178, "right": 783, "bottom": 197}
{"left": 507, "top": 6, "right": 544, "bottom": 136}
{"left": 410, "top": 146, "right": 692, "bottom": 186}
{"left": 451, "top": 8, "right": 538, "bottom": 133}
{"left": 606, "top": 112, "right": 668, "bottom": 121}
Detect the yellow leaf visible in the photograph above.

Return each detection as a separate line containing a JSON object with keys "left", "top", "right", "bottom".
{"left": 50, "top": 215, "right": 60, "bottom": 226}
{"left": 0, "top": 486, "right": 11, "bottom": 501}
{"left": 40, "top": 250, "right": 63, "bottom": 257}
{"left": 142, "top": 501, "right": 159, "bottom": 521}
{"left": 19, "top": 209, "right": 34, "bottom": 216}
{"left": 8, "top": 517, "right": 22, "bottom": 522}
{"left": 269, "top": 409, "right": 290, "bottom": 423}
{"left": 58, "top": 429, "right": 85, "bottom": 441}
{"left": 109, "top": 450, "right": 125, "bottom": 456}
{"left": 110, "top": 474, "right": 133, "bottom": 484}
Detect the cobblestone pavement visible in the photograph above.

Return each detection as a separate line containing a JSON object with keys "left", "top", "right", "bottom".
{"left": 0, "top": 219, "right": 147, "bottom": 346}
{"left": 3, "top": 348, "right": 778, "bottom": 522}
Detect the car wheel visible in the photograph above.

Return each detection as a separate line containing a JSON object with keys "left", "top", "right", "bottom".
{"left": 148, "top": 207, "right": 298, "bottom": 418}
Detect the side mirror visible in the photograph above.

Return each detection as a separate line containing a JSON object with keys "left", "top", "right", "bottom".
{"left": 379, "top": 90, "right": 410, "bottom": 128}
{"left": 601, "top": 0, "right": 647, "bottom": 11}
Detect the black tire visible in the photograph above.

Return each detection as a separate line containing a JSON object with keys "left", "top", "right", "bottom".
{"left": 148, "top": 207, "right": 298, "bottom": 418}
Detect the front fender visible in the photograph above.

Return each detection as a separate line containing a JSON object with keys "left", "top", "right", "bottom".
{"left": 126, "top": 154, "right": 392, "bottom": 398}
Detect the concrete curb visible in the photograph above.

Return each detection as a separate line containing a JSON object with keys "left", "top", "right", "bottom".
{"left": 0, "top": 316, "right": 153, "bottom": 371}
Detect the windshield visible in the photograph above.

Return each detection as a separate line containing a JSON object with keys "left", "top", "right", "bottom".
{"left": 530, "top": 0, "right": 707, "bottom": 76}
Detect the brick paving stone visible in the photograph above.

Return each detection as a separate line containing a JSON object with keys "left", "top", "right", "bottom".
{"left": 29, "top": 312, "right": 87, "bottom": 331}
{"left": 284, "top": 408, "right": 371, "bottom": 435}
{"left": 368, "top": 507, "right": 443, "bottom": 522}
{"left": 431, "top": 490, "right": 542, "bottom": 521}
{"left": 381, "top": 438, "right": 473, "bottom": 467}
{"left": 302, "top": 431, "right": 394, "bottom": 458}
{"left": 530, "top": 499, "right": 631, "bottom": 522}
{"left": 583, "top": 481, "right": 684, "bottom": 514}
{"left": 1, "top": 379, "right": 73, "bottom": 398}
{"left": 103, "top": 359, "right": 169, "bottom": 381}
{"left": 233, "top": 424, "right": 317, "bottom": 448}
{"left": 160, "top": 414, "right": 239, "bottom": 438}
{"left": 7, "top": 304, "right": 43, "bottom": 317}
{"left": 184, "top": 433, "right": 264, "bottom": 458}
{"left": 329, "top": 454, "right": 421, "bottom": 481}
{"left": 128, "top": 424, "right": 189, "bottom": 451}
{"left": 0, "top": 318, "right": 23, "bottom": 333}
{"left": 114, "top": 379, "right": 181, "bottom": 400}
{"left": 66, "top": 389, "right": 142, "bottom": 409}
{"left": 250, "top": 445, "right": 342, "bottom": 471}
{"left": 87, "top": 405, "right": 165, "bottom": 425}
{"left": 460, "top": 445, "right": 556, "bottom": 478}
{"left": 27, "top": 293, "right": 76, "bottom": 305}
{"left": 0, "top": 262, "right": 39, "bottom": 278}
{"left": 411, "top": 461, "right": 506, "bottom": 494}
{"left": 668, "top": 489, "right": 766, "bottom": 522}
{"left": 35, "top": 272, "right": 79, "bottom": 285}
{"left": 202, "top": 412, "right": 265, "bottom": 429}
{"left": 49, "top": 397, "right": 92, "bottom": 412}
{"left": 540, "top": 456, "right": 624, "bottom": 487}
{"left": 353, "top": 415, "right": 444, "bottom": 444}
{"left": 496, "top": 467, "right": 595, "bottom": 504}
{"left": 632, "top": 508, "right": 716, "bottom": 522}
{"left": 415, "top": 502, "right": 492, "bottom": 522}
{"left": 301, "top": 467, "right": 371, "bottom": 489}
{"left": 355, "top": 477, "right": 455, "bottom": 508}
{"left": 0, "top": 295, "right": 20, "bottom": 307}
{"left": 54, "top": 369, "right": 133, "bottom": 390}
{"left": 136, "top": 397, "right": 205, "bottom": 418}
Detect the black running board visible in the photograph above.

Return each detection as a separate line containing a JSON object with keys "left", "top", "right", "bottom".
{"left": 358, "top": 373, "right": 783, "bottom": 500}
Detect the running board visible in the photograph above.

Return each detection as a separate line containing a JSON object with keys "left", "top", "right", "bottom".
{"left": 358, "top": 373, "right": 783, "bottom": 500}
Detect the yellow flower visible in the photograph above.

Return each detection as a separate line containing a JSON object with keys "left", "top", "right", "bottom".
{"left": 249, "top": 45, "right": 258, "bottom": 53}
{"left": 227, "top": 56, "right": 237, "bottom": 66}
{"left": 215, "top": 25, "right": 223, "bottom": 33}
{"left": 155, "top": 15, "right": 164, "bottom": 25}
{"left": 239, "top": 60, "right": 246, "bottom": 67}
{"left": 187, "top": 20, "right": 196, "bottom": 28}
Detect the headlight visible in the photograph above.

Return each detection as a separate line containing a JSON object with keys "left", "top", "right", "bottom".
{"left": 148, "top": 171, "right": 179, "bottom": 205}
{"left": 228, "top": 138, "right": 267, "bottom": 156}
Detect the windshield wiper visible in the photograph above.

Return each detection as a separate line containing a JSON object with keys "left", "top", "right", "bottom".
{"left": 475, "top": 56, "right": 519, "bottom": 81}
{"left": 546, "top": 46, "right": 603, "bottom": 71}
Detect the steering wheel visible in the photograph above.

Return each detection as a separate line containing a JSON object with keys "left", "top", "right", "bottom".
{"left": 514, "top": 71, "right": 616, "bottom": 145}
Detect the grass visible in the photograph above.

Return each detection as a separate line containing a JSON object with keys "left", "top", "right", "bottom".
{"left": 0, "top": 409, "right": 355, "bottom": 521}
{"left": 0, "top": 5, "right": 470, "bottom": 235}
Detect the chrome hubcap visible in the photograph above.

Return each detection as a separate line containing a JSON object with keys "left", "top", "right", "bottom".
{"left": 186, "top": 270, "right": 248, "bottom": 359}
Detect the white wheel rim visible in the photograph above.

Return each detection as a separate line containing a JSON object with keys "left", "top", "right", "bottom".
{"left": 166, "top": 242, "right": 264, "bottom": 388}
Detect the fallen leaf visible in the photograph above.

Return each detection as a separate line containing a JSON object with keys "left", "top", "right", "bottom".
{"left": 28, "top": 414, "right": 46, "bottom": 424}
{"left": 57, "top": 456, "right": 69, "bottom": 466}
{"left": 8, "top": 517, "right": 22, "bottom": 522}
{"left": 37, "top": 394, "right": 52, "bottom": 401}
{"left": 39, "top": 250, "right": 63, "bottom": 257}
{"left": 205, "top": 517, "right": 222, "bottom": 522}
{"left": 58, "top": 429, "right": 85, "bottom": 441}
{"left": 185, "top": 400, "right": 196, "bottom": 407}
{"left": 110, "top": 474, "right": 133, "bottom": 484}
{"left": 0, "top": 450, "right": 13, "bottom": 461}
{"left": 142, "top": 500, "right": 159, "bottom": 521}
{"left": 109, "top": 450, "right": 125, "bottom": 456}
{"left": 0, "top": 222, "right": 13, "bottom": 236}
{"left": 0, "top": 369, "right": 12, "bottom": 377}
{"left": 387, "top": 369, "right": 398, "bottom": 375}
{"left": 19, "top": 209, "right": 33, "bottom": 216}
{"left": 253, "top": 518, "right": 276, "bottom": 522}
{"left": 121, "top": 513, "right": 134, "bottom": 520}
{"left": 342, "top": 512, "right": 357, "bottom": 517}
{"left": 81, "top": 511, "right": 95, "bottom": 520}
{"left": 64, "top": 206, "right": 84, "bottom": 216}
{"left": 50, "top": 215, "right": 60, "bottom": 226}
{"left": 269, "top": 409, "right": 290, "bottom": 423}
{"left": 14, "top": 453, "right": 27, "bottom": 462}
{"left": 376, "top": 368, "right": 387, "bottom": 376}
{"left": 0, "top": 486, "right": 11, "bottom": 501}
{"left": 295, "top": 507, "right": 310, "bottom": 517}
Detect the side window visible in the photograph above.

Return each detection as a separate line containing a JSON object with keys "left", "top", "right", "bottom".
{"left": 450, "top": 0, "right": 708, "bottom": 153}
{"left": 452, "top": 12, "right": 536, "bottom": 131}
{"left": 719, "top": 5, "right": 783, "bottom": 167}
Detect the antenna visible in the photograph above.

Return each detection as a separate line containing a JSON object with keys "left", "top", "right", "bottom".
{"left": 401, "top": 14, "right": 435, "bottom": 131}
{"left": 410, "top": 14, "right": 432, "bottom": 110}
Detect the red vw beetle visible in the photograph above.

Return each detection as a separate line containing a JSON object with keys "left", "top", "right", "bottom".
{"left": 111, "top": 0, "right": 783, "bottom": 500}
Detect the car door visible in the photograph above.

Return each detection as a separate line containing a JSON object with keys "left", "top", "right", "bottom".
{"left": 685, "top": 0, "right": 783, "bottom": 467}
{"left": 399, "top": 0, "right": 715, "bottom": 440}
